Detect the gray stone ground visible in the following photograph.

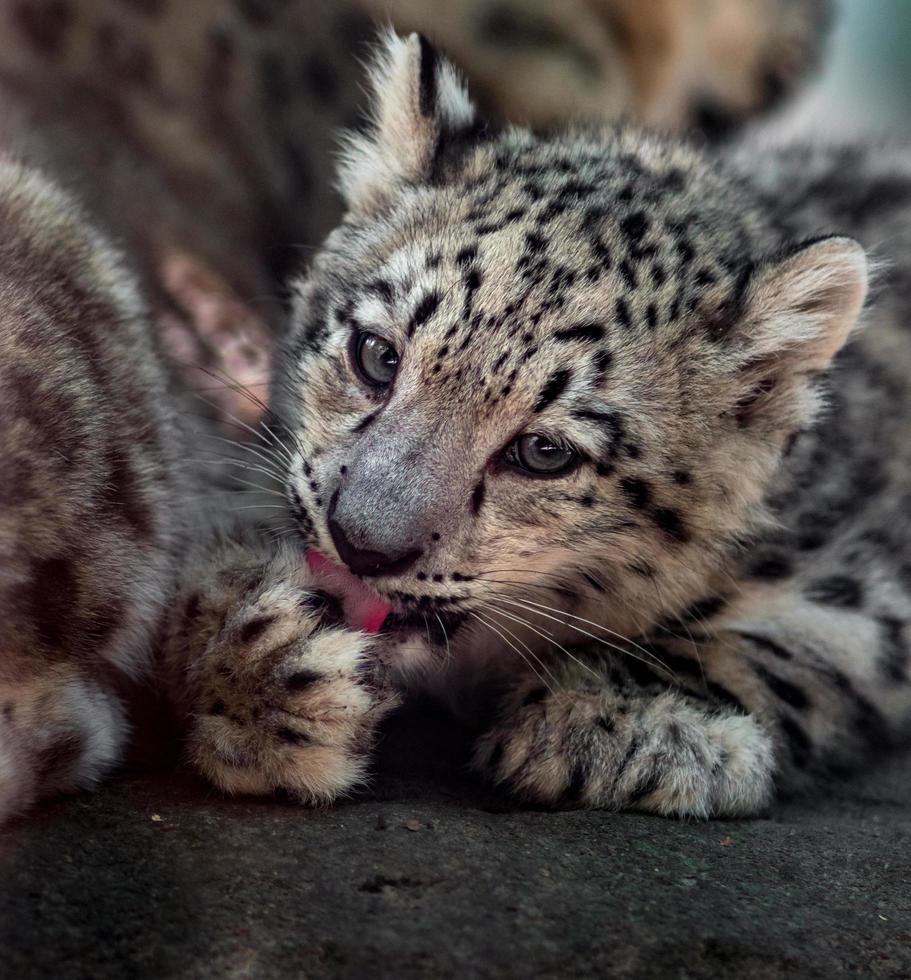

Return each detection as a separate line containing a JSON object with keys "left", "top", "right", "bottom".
{"left": 2, "top": 707, "right": 910, "bottom": 980}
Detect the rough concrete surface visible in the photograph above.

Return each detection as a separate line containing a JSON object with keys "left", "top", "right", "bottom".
{"left": 2, "top": 708, "right": 910, "bottom": 980}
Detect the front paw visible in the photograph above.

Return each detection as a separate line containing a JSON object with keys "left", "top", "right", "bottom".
{"left": 473, "top": 678, "right": 775, "bottom": 818}
{"left": 188, "top": 588, "right": 400, "bottom": 803}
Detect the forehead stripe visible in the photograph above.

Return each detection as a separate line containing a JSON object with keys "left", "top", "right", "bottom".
{"left": 554, "top": 322, "right": 604, "bottom": 343}
{"left": 615, "top": 296, "right": 632, "bottom": 329}
{"left": 592, "top": 349, "right": 613, "bottom": 377}
{"left": 534, "top": 368, "right": 572, "bottom": 413}
{"left": 367, "top": 278, "right": 395, "bottom": 304}
{"left": 407, "top": 291, "right": 441, "bottom": 337}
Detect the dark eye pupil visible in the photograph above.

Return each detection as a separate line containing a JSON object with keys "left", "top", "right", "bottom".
{"left": 356, "top": 333, "right": 399, "bottom": 386}
{"left": 513, "top": 434, "right": 576, "bottom": 475}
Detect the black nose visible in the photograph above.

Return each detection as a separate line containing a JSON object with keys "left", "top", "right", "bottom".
{"left": 328, "top": 517, "right": 422, "bottom": 578}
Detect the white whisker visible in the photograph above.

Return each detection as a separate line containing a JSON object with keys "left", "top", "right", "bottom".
{"left": 470, "top": 612, "right": 555, "bottom": 694}
{"left": 198, "top": 454, "right": 285, "bottom": 485}
{"left": 434, "top": 612, "right": 452, "bottom": 666}
{"left": 479, "top": 600, "right": 601, "bottom": 683}
{"left": 487, "top": 593, "right": 677, "bottom": 684}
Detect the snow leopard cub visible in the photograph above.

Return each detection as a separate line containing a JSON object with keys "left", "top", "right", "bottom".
{"left": 0, "top": 163, "right": 218, "bottom": 824}
{"left": 166, "top": 33, "right": 911, "bottom": 818}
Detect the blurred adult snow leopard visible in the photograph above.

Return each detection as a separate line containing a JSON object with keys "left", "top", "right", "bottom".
{"left": 163, "top": 33, "right": 911, "bottom": 818}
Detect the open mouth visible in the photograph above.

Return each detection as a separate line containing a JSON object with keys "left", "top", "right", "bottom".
{"left": 305, "top": 549, "right": 466, "bottom": 642}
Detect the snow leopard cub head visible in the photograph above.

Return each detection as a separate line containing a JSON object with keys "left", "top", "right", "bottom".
{"left": 272, "top": 32, "right": 867, "bottom": 663}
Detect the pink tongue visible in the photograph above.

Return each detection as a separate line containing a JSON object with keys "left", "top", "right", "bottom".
{"left": 306, "top": 549, "right": 393, "bottom": 634}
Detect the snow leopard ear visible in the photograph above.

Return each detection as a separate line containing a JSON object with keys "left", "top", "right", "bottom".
{"left": 724, "top": 236, "right": 868, "bottom": 432}
{"left": 337, "top": 31, "right": 478, "bottom": 216}
{"left": 744, "top": 236, "right": 869, "bottom": 370}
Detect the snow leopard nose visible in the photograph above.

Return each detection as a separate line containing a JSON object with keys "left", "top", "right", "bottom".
{"left": 327, "top": 494, "right": 423, "bottom": 578}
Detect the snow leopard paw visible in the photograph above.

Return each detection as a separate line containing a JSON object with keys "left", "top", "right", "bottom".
{"left": 172, "top": 542, "right": 400, "bottom": 803}
{"left": 473, "top": 675, "right": 775, "bottom": 818}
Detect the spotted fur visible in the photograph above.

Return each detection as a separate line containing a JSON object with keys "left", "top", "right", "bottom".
{"left": 258, "top": 33, "right": 911, "bottom": 817}
{"left": 0, "top": 4, "right": 840, "bottom": 821}
{"left": 162, "top": 532, "right": 400, "bottom": 802}
{"left": 0, "top": 162, "right": 205, "bottom": 823}
{"left": 0, "top": 0, "right": 374, "bottom": 822}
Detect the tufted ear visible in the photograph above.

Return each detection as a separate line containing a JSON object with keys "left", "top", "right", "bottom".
{"left": 726, "top": 236, "right": 868, "bottom": 431}
{"left": 337, "top": 31, "right": 477, "bottom": 216}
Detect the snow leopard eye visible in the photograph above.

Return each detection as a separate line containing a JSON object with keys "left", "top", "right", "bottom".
{"left": 354, "top": 332, "right": 399, "bottom": 387}
{"left": 506, "top": 434, "right": 579, "bottom": 477}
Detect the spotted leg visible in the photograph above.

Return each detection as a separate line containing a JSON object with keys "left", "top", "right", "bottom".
{"left": 473, "top": 653, "right": 775, "bottom": 818}
{"left": 162, "top": 532, "right": 400, "bottom": 803}
{"left": 473, "top": 597, "right": 911, "bottom": 816}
